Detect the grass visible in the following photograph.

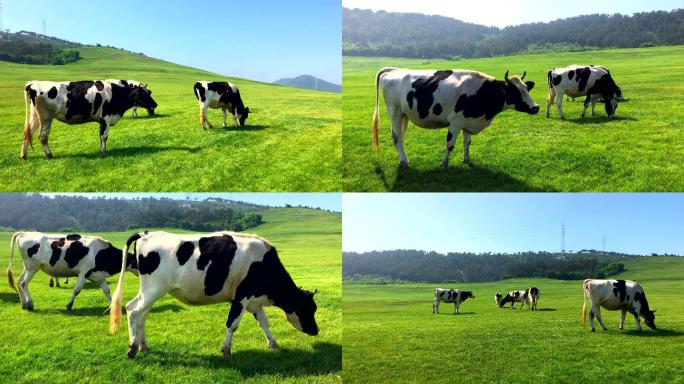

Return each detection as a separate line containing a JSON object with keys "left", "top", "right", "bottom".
{"left": 0, "top": 207, "right": 341, "bottom": 383}
{"left": 342, "top": 46, "right": 684, "bottom": 191}
{"left": 342, "top": 256, "right": 684, "bottom": 383}
{"left": 0, "top": 47, "right": 341, "bottom": 191}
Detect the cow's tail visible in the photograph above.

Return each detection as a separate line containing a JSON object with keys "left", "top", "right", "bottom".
{"left": 581, "top": 279, "right": 591, "bottom": 327}
{"left": 547, "top": 71, "right": 553, "bottom": 90}
{"left": 7, "top": 232, "right": 23, "bottom": 292}
{"left": 193, "top": 82, "right": 201, "bottom": 100}
{"left": 372, "top": 67, "right": 396, "bottom": 152}
{"left": 23, "top": 84, "right": 34, "bottom": 150}
{"left": 110, "top": 232, "right": 141, "bottom": 334}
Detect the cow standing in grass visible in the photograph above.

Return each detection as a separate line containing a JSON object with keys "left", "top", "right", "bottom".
{"left": 528, "top": 287, "right": 540, "bottom": 310}
{"left": 6, "top": 232, "right": 138, "bottom": 312}
{"left": 432, "top": 288, "right": 475, "bottom": 314}
{"left": 21, "top": 80, "right": 157, "bottom": 159}
{"left": 581, "top": 279, "right": 656, "bottom": 332}
{"left": 373, "top": 68, "right": 539, "bottom": 168}
{"left": 110, "top": 231, "right": 319, "bottom": 359}
{"left": 193, "top": 81, "right": 250, "bottom": 129}
{"left": 499, "top": 290, "right": 529, "bottom": 309}
{"left": 546, "top": 65, "right": 621, "bottom": 120}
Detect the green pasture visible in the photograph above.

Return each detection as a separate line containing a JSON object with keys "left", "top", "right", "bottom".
{"left": 342, "top": 46, "right": 684, "bottom": 191}
{"left": 0, "top": 208, "right": 341, "bottom": 383}
{"left": 342, "top": 256, "right": 684, "bottom": 383}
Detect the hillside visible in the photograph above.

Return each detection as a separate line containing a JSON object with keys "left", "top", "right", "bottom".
{"left": 343, "top": 7, "right": 684, "bottom": 58}
{"left": 0, "top": 46, "right": 341, "bottom": 191}
{"left": 274, "top": 75, "right": 341, "bottom": 93}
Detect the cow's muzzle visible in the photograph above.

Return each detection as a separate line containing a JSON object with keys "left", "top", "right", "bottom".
{"left": 147, "top": 108, "right": 156, "bottom": 116}
{"left": 530, "top": 105, "right": 540, "bottom": 115}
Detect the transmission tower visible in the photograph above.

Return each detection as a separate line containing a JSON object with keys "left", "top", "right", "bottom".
{"left": 42, "top": 19, "right": 46, "bottom": 35}
{"left": 0, "top": 0, "right": 4, "bottom": 32}
{"left": 561, "top": 223, "right": 566, "bottom": 253}
{"left": 602, "top": 236, "right": 606, "bottom": 253}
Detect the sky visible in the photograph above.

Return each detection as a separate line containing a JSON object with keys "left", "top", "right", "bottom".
{"left": 41, "top": 193, "right": 341, "bottom": 212}
{"left": 3, "top": 0, "right": 341, "bottom": 84}
{"left": 342, "top": 0, "right": 682, "bottom": 28}
{"left": 343, "top": 193, "right": 684, "bottom": 255}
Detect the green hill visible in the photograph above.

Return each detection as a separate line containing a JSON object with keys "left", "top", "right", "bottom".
{"left": 0, "top": 47, "right": 340, "bottom": 191}
{"left": 0, "top": 207, "right": 341, "bottom": 383}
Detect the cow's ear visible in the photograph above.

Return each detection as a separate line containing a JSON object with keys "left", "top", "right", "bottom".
{"left": 525, "top": 81, "right": 535, "bottom": 91}
{"left": 521, "top": 71, "right": 527, "bottom": 80}
{"left": 148, "top": 90, "right": 152, "bottom": 95}
{"left": 652, "top": 309, "right": 657, "bottom": 313}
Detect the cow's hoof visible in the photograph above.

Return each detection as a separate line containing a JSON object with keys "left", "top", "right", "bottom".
{"left": 46, "top": 153, "right": 53, "bottom": 160}
{"left": 590, "top": 329, "right": 596, "bottom": 332}
{"left": 102, "top": 307, "right": 111, "bottom": 315}
{"left": 100, "top": 151, "right": 108, "bottom": 157}
{"left": 138, "top": 344, "right": 150, "bottom": 354}
{"left": 19, "top": 154, "right": 27, "bottom": 160}
{"left": 440, "top": 162, "right": 449, "bottom": 170}
{"left": 267, "top": 340, "right": 278, "bottom": 349}
{"left": 49, "top": 280, "right": 54, "bottom": 288}
{"left": 66, "top": 303, "right": 73, "bottom": 311}
{"left": 127, "top": 345, "right": 138, "bottom": 359}
{"left": 399, "top": 161, "right": 410, "bottom": 169}
{"left": 221, "top": 348, "right": 231, "bottom": 360}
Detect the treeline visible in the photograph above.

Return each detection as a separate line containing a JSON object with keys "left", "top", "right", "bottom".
{"left": 343, "top": 8, "right": 684, "bottom": 59}
{"left": 343, "top": 250, "right": 638, "bottom": 283}
{"left": 0, "top": 194, "right": 265, "bottom": 233}
{"left": 0, "top": 31, "right": 81, "bottom": 64}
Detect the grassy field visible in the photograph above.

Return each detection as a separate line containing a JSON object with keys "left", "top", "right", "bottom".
{"left": 0, "top": 207, "right": 341, "bottom": 383}
{"left": 342, "top": 46, "right": 684, "bottom": 191}
{"left": 0, "top": 47, "right": 341, "bottom": 191}
{"left": 342, "top": 256, "right": 684, "bottom": 383}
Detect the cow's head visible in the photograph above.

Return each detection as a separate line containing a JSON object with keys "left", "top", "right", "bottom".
{"left": 641, "top": 308, "right": 657, "bottom": 330}
{"left": 285, "top": 288, "right": 319, "bottom": 336}
{"left": 236, "top": 106, "right": 250, "bottom": 127}
{"left": 504, "top": 70, "right": 539, "bottom": 115}
{"left": 131, "top": 84, "right": 158, "bottom": 115}
{"left": 495, "top": 292, "right": 502, "bottom": 307}
{"left": 461, "top": 290, "right": 475, "bottom": 300}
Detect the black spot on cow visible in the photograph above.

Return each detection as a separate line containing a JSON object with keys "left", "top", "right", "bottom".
{"left": 27, "top": 243, "right": 40, "bottom": 258}
{"left": 459, "top": 291, "right": 474, "bottom": 302}
{"left": 575, "top": 67, "right": 592, "bottom": 92}
{"left": 446, "top": 131, "right": 453, "bottom": 142}
{"left": 197, "top": 235, "right": 238, "bottom": 296}
{"left": 612, "top": 280, "right": 627, "bottom": 302}
{"left": 49, "top": 238, "right": 66, "bottom": 266}
{"left": 193, "top": 82, "right": 206, "bottom": 102}
{"left": 102, "top": 83, "right": 138, "bottom": 119}
{"left": 120, "top": 80, "right": 129, "bottom": 87}
{"left": 65, "top": 81, "right": 96, "bottom": 121}
{"left": 406, "top": 90, "right": 414, "bottom": 109}
{"left": 530, "top": 287, "right": 539, "bottom": 296}
{"left": 433, "top": 103, "right": 443, "bottom": 116}
{"left": 454, "top": 80, "right": 506, "bottom": 120}
{"left": 138, "top": 251, "right": 161, "bottom": 275}
{"left": 568, "top": 70, "right": 574, "bottom": 80}
{"left": 94, "top": 81, "right": 105, "bottom": 91}
{"left": 207, "top": 82, "right": 234, "bottom": 105}
{"left": 47, "top": 86, "right": 58, "bottom": 99}
{"left": 93, "top": 93, "right": 103, "bottom": 114}
{"left": 64, "top": 241, "right": 89, "bottom": 268}
{"left": 25, "top": 85, "right": 38, "bottom": 105}
{"left": 552, "top": 75, "right": 562, "bottom": 86}
{"left": 176, "top": 242, "right": 195, "bottom": 266}
{"left": 66, "top": 234, "right": 81, "bottom": 241}
{"left": 85, "top": 244, "right": 132, "bottom": 278}
{"left": 407, "top": 70, "right": 452, "bottom": 119}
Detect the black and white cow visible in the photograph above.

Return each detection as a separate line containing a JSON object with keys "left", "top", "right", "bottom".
{"left": 528, "top": 287, "right": 540, "bottom": 311}
{"left": 546, "top": 65, "right": 621, "bottom": 120}
{"left": 432, "top": 288, "right": 475, "bottom": 314}
{"left": 21, "top": 80, "right": 157, "bottom": 159}
{"left": 6, "top": 232, "right": 138, "bottom": 312}
{"left": 105, "top": 80, "right": 156, "bottom": 118}
{"left": 582, "top": 279, "right": 656, "bottom": 332}
{"left": 373, "top": 68, "right": 539, "bottom": 168}
{"left": 193, "top": 81, "right": 250, "bottom": 129}
{"left": 109, "top": 231, "right": 319, "bottom": 359}
{"left": 499, "top": 290, "right": 529, "bottom": 310}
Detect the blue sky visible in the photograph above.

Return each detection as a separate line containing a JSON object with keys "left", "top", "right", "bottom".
{"left": 42, "top": 193, "right": 341, "bottom": 212}
{"left": 4, "top": 0, "right": 341, "bottom": 84}
{"left": 343, "top": 193, "right": 684, "bottom": 255}
{"left": 343, "top": 0, "right": 682, "bottom": 28}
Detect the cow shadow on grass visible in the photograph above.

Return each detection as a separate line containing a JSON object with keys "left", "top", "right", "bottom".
{"left": 0, "top": 292, "right": 20, "bottom": 303}
{"left": 219, "top": 124, "right": 269, "bottom": 132}
{"left": 624, "top": 328, "right": 684, "bottom": 337}
{"left": 563, "top": 115, "right": 638, "bottom": 125}
{"left": 30, "top": 303, "right": 185, "bottom": 317}
{"left": 150, "top": 342, "right": 341, "bottom": 378}
{"left": 131, "top": 113, "right": 169, "bottom": 119}
{"left": 57, "top": 145, "right": 201, "bottom": 160}
{"left": 390, "top": 163, "right": 555, "bottom": 192}
{"left": 536, "top": 308, "right": 557, "bottom": 312}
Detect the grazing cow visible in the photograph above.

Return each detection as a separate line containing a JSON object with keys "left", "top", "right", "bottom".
{"left": 105, "top": 80, "right": 156, "bottom": 118}
{"left": 48, "top": 276, "right": 68, "bottom": 287}
{"left": 109, "top": 231, "right": 319, "bottom": 359}
{"left": 528, "top": 287, "right": 540, "bottom": 311}
{"left": 432, "top": 288, "right": 475, "bottom": 314}
{"left": 499, "top": 290, "right": 529, "bottom": 309}
{"left": 193, "top": 81, "right": 250, "bottom": 129}
{"left": 546, "top": 65, "right": 621, "bottom": 120}
{"left": 6, "top": 232, "right": 138, "bottom": 311}
{"left": 581, "top": 279, "right": 656, "bottom": 332}
{"left": 21, "top": 79, "right": 157, "bottom": 159}
{"left": 373, "top": 68, "right": 539, "bottom": 168}
{"left": 495, "top": 292, "right": 502, "bottom": 307}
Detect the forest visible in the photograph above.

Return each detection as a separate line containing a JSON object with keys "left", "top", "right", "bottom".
{"left": 340, "top": 249, "right": 664, "bottom": 283}
{"left": 343, "top": 8, "right": 684, "bottom": 58}
{"left": 0, "top": 194, "right": 265, "bottom": 232}
{"left": 0, "top": 31, "right": 82, "bottom": 64}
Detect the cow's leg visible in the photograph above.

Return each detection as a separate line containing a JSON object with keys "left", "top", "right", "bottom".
{"left": 581, "top": 94, "right": 597, "bottom": 118}
{"left": 125, "top": 294, "right": 141, "bottom": 347}
{"left": 131, "top": 107, "right": 138, "bottom": 118}
{"left": 38, "top": 117, "right": 54, "bottom": 159}
{"left": 222, "top": 301, "right": 245, "bottom": 359}
{"left": 433, "top": 299, "right": 440, "bottom": 314}
{"left": 18, "top": 269, "right": 38, "bottom": 311}
{"left": 232, "top": 110, "right": 239, "bottom": 127}
{"left": 99, "top": 280, "right": 111, "bottom": 314}
{"left": 17, "top": 271, "right": 28, "bottom": 307}
{"left": 633, "top": 313, "right": 642, "bottom": 331}
{"left": 546, "top": 87, "right": 556, "bottom": 118}
{"left": 454, "top": 302, "right": 459, "bottom": 314}
{"left": 136, "top": 306, "right": 154, "bottom": 354}
{"left": 200, "top": 104, "right": 212, "bottom": 129}
{"left": 127, "top": 289, "right": 165, "bottom": 358}
{"left": 253, "top": 307, "right": 278, "bottom": 348}
{"left": 595, "top": 307, "right": 608, "bottom": 331}
{"left": 589, "top": 305, "right": 596, "bottom": 332}
{"left": 619, "top": 309, "right": 626, "bottom": 330}
{"left": 99, "top": 121, "right": 110, "bottom": 156}
{"left": 441, "top": 125, "right": 461, "bottom": 169}
{"left": 389, "top": 108, "right": 409, "bottom": 167}
{"left": 65, "top": 274, "right": 87, "bottom": 311}
{"left": 590, "top": 95, "right": 597, "bottom": 116}
{"left": 462, "top": 130, "right": 472, "bottom": 164}
{"left": 222, "top": 108, "right": 228, "bottom": 127}
{"left": 555, "top": 91, "right": 565, "bottom": 120}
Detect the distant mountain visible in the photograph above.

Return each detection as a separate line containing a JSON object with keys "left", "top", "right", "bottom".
{"left": 273, "top": 75, "right": 341, "bottom": 93}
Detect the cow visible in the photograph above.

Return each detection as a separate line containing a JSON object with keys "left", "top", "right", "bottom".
{"left": 372, "top": 68, "right": 539, "bottom": 168}
{"left": 21, "top": 79, "right": 157, "bottom": 159}
{"left": 546, "top": 65, "right": 621, "bottom": 120}
{"left": 499, "top": 290, "right": 529, "bottom": 310}
{"left": 581, "top": 279, "right": 656, "bottom": 332}
{"left": 193, "top": 81, "right": 250, "bottom": 130}
{"left": 105, "top": 80, "right": 156, "bottom": 118}
{"left": 432, "top": 288, "right": 475, "bottom": 314}
{"left": 495, "top": 292, "right": 502, "bottom": 307}
{"left": 528, "top": 287, "right": 540, "bottom": 311}
{"left": 109, "top": 231, "right": 319, "bottom": 359}
{"left": 6, "top": 232, "right": 138, "bottom": 312}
